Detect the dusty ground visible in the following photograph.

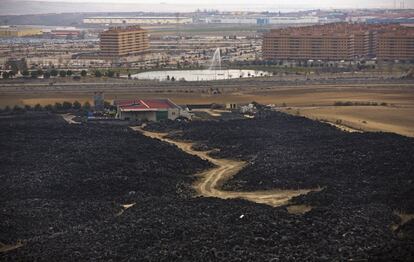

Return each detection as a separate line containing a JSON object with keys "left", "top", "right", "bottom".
{"left": 135, "top": 128, "right": 318, "bottom": 207}
{"left": 1, "top": 80, "right": 413, "bottom": 137}
{"left": 287, "top": 106, "right": 414, "bottom": 137}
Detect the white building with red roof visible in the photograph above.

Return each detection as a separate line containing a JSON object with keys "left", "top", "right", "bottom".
{"left": 114, "top": 99, "right": 184, "bottom": 121}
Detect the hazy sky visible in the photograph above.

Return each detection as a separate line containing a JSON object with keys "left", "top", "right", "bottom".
{"left": 1, "top": 0, "right": 412, "bottom": 15}
{"left": 27, "top": 0, "right": 412, "bottom": 9}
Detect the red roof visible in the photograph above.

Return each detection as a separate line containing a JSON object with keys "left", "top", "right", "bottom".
{"left": 115, "top": 99, "right": 179, "bottom": 112}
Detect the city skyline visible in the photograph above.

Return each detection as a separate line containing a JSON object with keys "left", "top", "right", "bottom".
{"left": 28, "top": 0, "right": 412, "bottom": 9}
{"left": 1, "top": 0, "right": 412, "bottom": 15}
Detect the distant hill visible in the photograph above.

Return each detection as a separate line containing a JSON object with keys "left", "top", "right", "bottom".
{"left": 0, "top": 13, "right": 90, "bottom": 26}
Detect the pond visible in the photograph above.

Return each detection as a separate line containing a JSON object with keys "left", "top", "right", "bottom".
{"left": 130, "top": 69, "right": 271, "bottom": 82}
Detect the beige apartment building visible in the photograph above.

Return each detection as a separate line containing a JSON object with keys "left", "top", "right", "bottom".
{"left": 377, "top": 30, "right": 414, "bottom": 60}
{"left": 100, "top": 26, "right": 149, "bottom": 57}
{"left": 263, "top": 23, "right": 414, "bottom": 61}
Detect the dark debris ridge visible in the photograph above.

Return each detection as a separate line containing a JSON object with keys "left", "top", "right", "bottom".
{"left": 1, "top": 111, "right": 413, "bottom": 261}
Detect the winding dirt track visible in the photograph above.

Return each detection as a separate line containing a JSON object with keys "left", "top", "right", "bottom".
{"left": 133, "top": 127, "right": 319, "bottom": 207}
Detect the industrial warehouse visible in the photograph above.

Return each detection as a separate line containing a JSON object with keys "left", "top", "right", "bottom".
{"left": 84, "top": 16, "right": 192, "bottom": 25}
{"left": 263, "top": 23, "right": 414, "bottom": 61}
{"left": 115, "top": 99, "right": 184, "bottom": 121}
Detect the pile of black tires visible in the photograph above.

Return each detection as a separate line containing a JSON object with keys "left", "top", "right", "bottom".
{"left": 1, "top": 111, "right": 413, "bottom": 261}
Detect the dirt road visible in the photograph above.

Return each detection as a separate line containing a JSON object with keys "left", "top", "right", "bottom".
{"left": 61, "top": 114, "right": 79, "bottom": 124}
{"left": 134, "top": 127, "right": 318, "bottom": 207}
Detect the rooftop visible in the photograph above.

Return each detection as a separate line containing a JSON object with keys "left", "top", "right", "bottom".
{"left": 115, "top": 99, "right": 180, "bottom": 112}
{"left": 102, "top": 26, "right": 147, "bottom": 34}
{"left": 265, "top": 23, "right": 413, "bottom": 37}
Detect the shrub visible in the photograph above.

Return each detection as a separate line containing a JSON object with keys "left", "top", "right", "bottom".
{"left": 73, "top": 101, "right": 82, "bottom": 110}
{"left": 34, "top": 104, "right": 43, "bottom": 111}
{"left": 13, "top": 105, "right": 25, "bottom": 112}
{"left": 2, "top": 71, "right": 9, "bottom": 79}
{"left": 54, "top": 102, "right": 63, "bottom": 111}
{"left": 106, "top": 70, "right": 115, "bottom": 78}
{"left": 30, "top": 71, "right": 38, "bottom": 78}
{"left": 43, "top": 72, "right": 51, "bottom": 79}
{"left": 44, "top": 104, "right": 53, "bottom": 111}
{"left": 94, "top": 71, "right": 102, "bottom": 77}
{"left": 62, "top": 101, "right": 72, "bottom": 110}
{"left": 22, "top": 70, "right": 30, "bottom": 77}
{"left": 50, "top": 69, "right": 58, "bottom": 77}
{"left": 83, "top": 101, "right": 91, "bottom": 110}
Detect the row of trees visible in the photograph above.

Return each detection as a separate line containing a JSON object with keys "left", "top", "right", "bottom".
{"left": 1, "top": 69, "right": 89, "bottom": 79}
{"left": 93, "top": 70, "right": 120, "bottom": 78}
{"left": 2, "top": 69, "right": 122, "bottom": 79}
{"left": 1, "top": 101, "right": 91, "bottom": 113}
{"left": 1, "top": 100, "right": 116, "bottom": 113}
{"left": 21, "top": 69, "right": 88, "bottom": 79}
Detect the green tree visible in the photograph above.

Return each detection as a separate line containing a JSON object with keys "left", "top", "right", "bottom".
{"left": 44, "top": 104, "right": 53, "bottom": 111}
{"left": 54, "top": 102, "right": 63, "bottom": 111}
{"left": 59, "top": 71, "right": 67, "bottom": 77}
{"left": 103, "top": 101, "right": 111, "bottom": 109}
{"left": 106, "top": 70, "right": 115, "bottom": 77}
{"left": 73, "top": 100, "right": 81, "bottom": 110}
{"left": 50, "top": 69, "right": 58, "bottom": 77}
{"left": 66, "top": 70, "right": 73, "bottom": 76}
{"left": 22, "top": 70, "right": 30, "bottom": 77}
{"left": 62, "top": 101, "right": 72, "bottom": 110}
{"left": 81, "top": 70, "right": 87, "bottom": 77}
{"left": 34, "top": 104, "right": 43, "bottom": 111}
{"left": 2, "top": 71, "right": 9, "bottom": 79}
{"left": 94, "top": 70, "right": 102, "bottom": 77}
{"left": 43, "top": 71, "right": 51, "bottom": 79}
{"left": 37, "top": 69, "right": 44, "bottom": 76}
{"left": 83, "top": 101, "right": 91, "bottom": 110}
{"left": 13, "top": 105, "right": 26, "bottom": 113}
{"left": 30, "top": 71, "right": 38, "bottom": 78}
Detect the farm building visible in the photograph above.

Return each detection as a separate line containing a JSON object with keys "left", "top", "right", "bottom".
{"left": 115, "top": 99, "right": 184, "bottom": 121}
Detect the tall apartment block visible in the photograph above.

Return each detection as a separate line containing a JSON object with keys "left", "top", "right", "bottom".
{"left": 377, "top": 29, "right": 414, "bottom": 60}
{"left": 100, "top": 26, "right": 149, "bottom": 57}
{"left": 263, "top": 23, "right": 414, "bottom": 61}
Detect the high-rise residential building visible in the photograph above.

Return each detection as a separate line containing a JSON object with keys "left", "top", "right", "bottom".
{"left": 99, "top": 26, "right": 149, "bottom": 57}
{"left": 263, "top": 23, "right": 414, "bottom": 61}
{"left": 377, "top": 29, "right": 414, "bottom": 61}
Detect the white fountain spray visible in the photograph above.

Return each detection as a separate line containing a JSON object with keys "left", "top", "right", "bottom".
{"left": 208, "top": 48, "right": 222, "bottom": 71}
